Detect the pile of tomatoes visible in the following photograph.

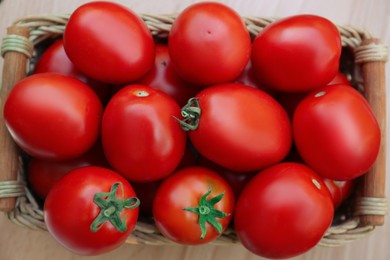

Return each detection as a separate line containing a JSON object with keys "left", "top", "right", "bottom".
{"left": 3, "top": 1, "right": 381, "bottom": 259}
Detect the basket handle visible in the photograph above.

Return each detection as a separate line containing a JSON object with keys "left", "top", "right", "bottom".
{"left": 355, "top": 38, "right": 388, "bottom": 226}
{"left": 0, "top": 26, "right": 31, "bottom": 212}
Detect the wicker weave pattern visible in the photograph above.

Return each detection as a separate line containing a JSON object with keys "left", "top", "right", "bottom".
{"left": 0, "top": 14, "right": 388, "bottom": 247}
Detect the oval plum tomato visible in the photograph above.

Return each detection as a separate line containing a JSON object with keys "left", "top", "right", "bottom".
{"left": 102, "top": 85, "right": 186, "bottom": 182}
{"left": 293, "top": 84, "right": 380, "bottom": 180}
{"left": 179, "top": 83, "right": 292, "bottom": 172}
{"left": 168, "top": 2, "right": 251, "bottom": 86}
{"left": 153, "top": 166, "right": 235, "bottom": 245}
{"left": 136, "top": 44, "right": 199, "bottom": 107}
{"left": 235, "top": 162, "right": 334, "bottom": 259}
{"left": 251, "top": 14, "right": 341, "bottom": 92}
{"left": 64, "top": 2, "right": 155, "bottom": 84}
{"left": 34, "top": 39, "right": 110, "bottom": 104}
{"left": 28, "top": 141, "right": 108, "bottom": 199}
{"left": 4, "top": 73, "right": 103, "bottom": 161}
{"left": 44, "top": 166, "right": 140, "bottom": 256}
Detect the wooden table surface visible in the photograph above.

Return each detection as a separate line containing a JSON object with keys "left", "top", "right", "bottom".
{"left": 0, "top": 0, "right": 389, "bottom": 259}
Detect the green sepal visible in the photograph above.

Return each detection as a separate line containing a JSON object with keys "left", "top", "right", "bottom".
{"left": 90, "top": 182, "right": 140, "bottom": 233}
{"left": 174, "top": 98, "right": 201, "bottom": 131}
{"left": 183, "top": 188, "right": 230, "bottom": 239}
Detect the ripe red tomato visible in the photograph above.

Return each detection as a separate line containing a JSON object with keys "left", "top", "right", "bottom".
{"left": 64, "top": 2, "right": 155, "bottom": 84}
{"left": 197, "top": 155, "right": 255, "bottom": 198}
{"left": 4, "top": 73, "right": 103, "bottom": 161}
{"left": 328, "top": 72, "right": 350, "bottom": 86}
{"left": 44, "top": 166, "right": 140, "bottom": 256}
{"left": 235, "top": 162, "right": 334, "bottom": 259}
{"left": 251, "top": 15, "right": 341, "bottom": 92}
{"left": 293, "top": 84, "right": 380, "bottom": 180}
{"left": 168, "top": 2, "right": 251, "bottom": 86}
{"left": 136, "top": 44, "right": 199, "bottom": 107}
{"left": 153, "top": 166, "right": 235, "bottom": 245}
{"left": 102, "top": 85, "right": 187, "bottom": 182}
{"left": 323, "top": 178, "right": 355, "bottom": 208}
{"left": 34, "top": 39, "right": 110, "bottom": 104}
{"left": 28, "top": 141, "right": 108, "bottom": 199}
{"left": 179, "top": 83, "right": 292, "bottom": 172}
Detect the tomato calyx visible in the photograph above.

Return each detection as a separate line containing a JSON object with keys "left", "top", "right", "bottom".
{"left": 183, "top": 188, "right": 230, "bottom": 239}
{"left": 90, "top": 182, "right": 140, "bottom": 233}
{"left": 176, "top": 98, "right": 201, "bottom": 131}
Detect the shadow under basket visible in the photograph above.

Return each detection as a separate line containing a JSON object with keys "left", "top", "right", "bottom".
{"left": 0, "top": 14, "right": 388, "bottom": 247}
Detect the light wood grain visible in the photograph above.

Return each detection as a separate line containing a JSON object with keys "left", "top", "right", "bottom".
{"left": 1, "top": 0, "right": 390, "bottom": 259}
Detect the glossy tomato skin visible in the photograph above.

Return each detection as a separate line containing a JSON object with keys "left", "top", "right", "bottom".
{"left": 153, "top": 166, "right": 235, "bottom": 245}
{"left": 34, "top": 39, "right": 110, "bottom": 104}
{"left": 293, "top": 84, "right": 380, "bottom": 180}
{"left": 251, "top": 15, "right": 341, "bottom": 92}
{"left": 235, "top": 162, "right": 334, "bottom": 259}
{"left": 4, "top": 73, "right": 103, "bottom": 161}
{"left": 136, "top": 44, "right": 199, "bottom": 107}
{"left": 44, "top": 166, "right": 139, "bottom": 256}
{"left": 64, "top": 2, "right": 155, "bottom": 84}
{"left": 168, "top": 2, "right": 251, "bottom": 86}
{"left": 102, "top": 85, "right": 187, "bottom": 182}
{"left": 28, "top": 141, "right": 108, "bottom": 199}
{"left": 188, "top": 83, "right": 292, "bottom": 172}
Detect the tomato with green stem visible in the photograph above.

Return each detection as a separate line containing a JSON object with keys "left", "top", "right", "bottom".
{"left": 153, "top": 166, "right": 235, "bottom": 245}
{"left": 44, "top": 166, "right": 140, "bottom": 256}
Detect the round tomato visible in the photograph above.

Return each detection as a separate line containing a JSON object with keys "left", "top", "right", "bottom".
{"left": 235, "top": 162, "right": 334, "bottom": 259}
{"left": 44, "top": 166, "right": 139, "bottom": 256}
{"left": 4, "top": 73, "right": 103, "bottom": 161}
{"left": 102, "top": 85, "right": 187, "bottom": 182}
{"left": 179, "top": 83, "right": 292, "bottom": 172}
{"left": 64, "top": 2, "right": 155, "bottom": 84}
{"left": 28, "top": 141, "right": 108, "bottom": 199}
{"left": 136, "top": 44, "right": 199, "bottom": 107}
{"left": 34, "top": 39, "right": 110, "bottom": 104}
{"left": 168, "top": 2, "right": 251, "bottom": 86}
{"left": 251, "top": 14, "right": 341, "bottom": 92}
{"left": 153, "top": 166, "right": 235, "bottom": 245}
{"left": 328, "top": 72, "right": 350, "bottom": 86}
{"left": 293, "top": 84, "right": 380, "bottom": 180}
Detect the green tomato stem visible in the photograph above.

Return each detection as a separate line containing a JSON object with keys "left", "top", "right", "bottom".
{"left": 175, "top": 97, "right": 201, "bottom": 131}
{"left": 183, "top": 188, "right": 230, "bottom": 239}
{"left": 90, "top": 182, "right": 140, "bottom": 233}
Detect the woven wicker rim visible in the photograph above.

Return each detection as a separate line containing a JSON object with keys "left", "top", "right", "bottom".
{"left": 0, "top": 13, "right": 388, "bottom": 247}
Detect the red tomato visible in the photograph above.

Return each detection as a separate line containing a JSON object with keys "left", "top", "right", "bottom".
{"left": 235, "top": 162, "right": 334, "bottom": 259}
{"left": 136, "top": 44, "right": 199, "bottom": 107}
{"left": 168, "top": 2, "right": 251, "bottom": 86}
{"left": 64, "top": 2, "right": 155, "bottom": 84}
{"left": 233, "top": 60, "right": 276, "bottom": 97}
{"left": 34, "top": 39, "right": 110, "bottom": 104}
{"left": 197, "top": 155, "right": 255, "bottom": 198}
{"left": 323, "top": 178, "right": 355, "bottom": 208}
{"left": 28, "top": 141, "right": 108, "bottom": 199}
{"left": 328, "top": 72, "right": 350, "bottom": 85}
{"left": 102, "top": 85, "right": 187, "bottom": 182}
{"left": 179, "top": 83, "right": 292, "bottom": 172}
{"left": 4, "top": 73, "right": 103, "bottom": 161}
{"left": 293, "top": 84, "right": 380, "bottom": 180}
{"left": 153, "top": 166, "right": 235, "bottom": 245}
{"left": 44, "top": 166, "right": 140, "bottom": 256}
{"left": 252, "top": 15, "right": 341, "bottom": 92}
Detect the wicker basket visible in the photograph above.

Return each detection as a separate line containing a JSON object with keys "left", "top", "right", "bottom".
{"left": 0, "top": 14, "right": 388, "bottom": 247}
